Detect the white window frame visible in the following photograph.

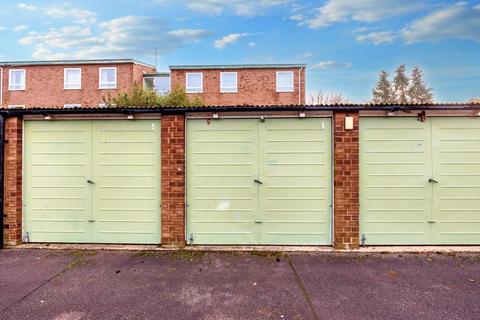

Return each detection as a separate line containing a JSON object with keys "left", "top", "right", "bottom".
{"left": 186, "top": 72, "right": 203, "bottom": 93}
{"left": 63, "top": 104, "right": 81, "bottom": 108}
{"left": 276, "top": 71, "right": 294, "bottom": 93}
{"left": 9, "top": 69, "right": 26, "bottom": 91}
{"left": 64, "top": 68, "right": 82, "bottom": 90}
{"left": 220, "top": 72, "right": 237, "bottom": 93}
{"left": 8, "top": 105, "right": 25, "bottom": 109}
{"left": 99, "top": 67, "right": 117, "bottom": 89}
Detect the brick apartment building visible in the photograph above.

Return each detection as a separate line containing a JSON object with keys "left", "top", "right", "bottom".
{"left": 0, "top": 59, "right": 306, "bottom": 108}
{"left": 0, "top": 59, "right": 155, "bottom": 108}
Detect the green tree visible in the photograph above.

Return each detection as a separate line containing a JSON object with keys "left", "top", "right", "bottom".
{"left": 372, "top": 70, "right": 394, "bottom": 103}
{"left": 407, "top": 66, "right": 433, "bottom": 103}
{"left": 393, "top": 64, "right": 409, "bottom": 103}
{"left": 103, "top": 83, "right": 204, "bottom": 107}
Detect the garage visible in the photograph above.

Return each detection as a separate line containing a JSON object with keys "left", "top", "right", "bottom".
{"left": 360, "top": 116, "right": 480, "bottom": 245}
{"left": 23, "top": 120, "right": 161, "bottom": 244}
{"left": 186, "top": 117, "right": 332, "bottom": 245}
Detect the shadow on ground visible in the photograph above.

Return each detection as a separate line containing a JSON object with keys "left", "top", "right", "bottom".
{"left": 0, "top": 249, "right": 479, "bottom": 320}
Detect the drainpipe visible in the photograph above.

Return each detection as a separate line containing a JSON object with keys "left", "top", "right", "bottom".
{"left": 0, "top": 67, "right": 3, "bottom": 107}
{"left": 0, "top": 114, "right": 4, "bottom": 249}
{"left": 298, "top": 67, "right": 303, "bottom": 105}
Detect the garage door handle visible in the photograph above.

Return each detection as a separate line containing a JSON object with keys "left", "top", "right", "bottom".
{"left": 87, "top": 179, "right": 95, "bottom": 184}
{"left": 428, "top": 178, "right": 439, "bottom": 184}
{"left": 254, "top": 179, "right": 263, "bottom": 184}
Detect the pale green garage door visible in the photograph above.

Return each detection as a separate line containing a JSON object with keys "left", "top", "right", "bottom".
{"left": 24, "top": 120, "right": 161, "bottom": 244}
{"left": 360, "top": 117, "right": 480, "bottom": 245}
{"left": 187, "top": 118, "right": 332, "bottom": 245}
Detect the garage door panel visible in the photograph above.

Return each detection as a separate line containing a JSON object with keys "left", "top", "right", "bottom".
{"left": 187, "top": 119, "right": 258, "bottom": 245}
{"left": 92, "top": 120, "right": 160, "bottom": 244}
{"left": 260, "top": 118, "right": 331, "bottom": 245}
{"left": 432, "top": 117, "right": 480, "bottom": 244}
{"left": 360, "top": 117, "right": 432, "bottom": 245}
{"left": 361, "top": 117, "right": 480, "bottom": 245}
{"left": 187, "top": 118, "right": 332, "bottom": 245}
{"left": 24, "top": 121, "right": 92, "bottom": 243}
{"left": 25, "top": 120, "right": 161, "bottom": 244}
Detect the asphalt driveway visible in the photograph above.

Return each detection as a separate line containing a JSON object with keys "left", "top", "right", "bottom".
{"left": 0, "top": 249, "right": 479, "bottom": 320}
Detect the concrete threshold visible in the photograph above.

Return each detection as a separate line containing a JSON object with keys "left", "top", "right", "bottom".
{"left": 6, "top": 243, "right": 480, "bottom": 253}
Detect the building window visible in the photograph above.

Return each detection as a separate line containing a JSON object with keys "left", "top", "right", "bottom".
{"left": 220, "top": 72, "right": 237, "bottom": 93}
{"left": 186, "top": 73, "right": 203, "bottom": 93}
{"left": 276, "top": 71, "right": 294, "bottom": 92}
{"left": 99, "top": 67, "right": 117, "bottom": 89}
{"left": 8, "top": 105, "right": 25, "bottom": 109}
{"left": 9, "top": 69, "right": 25, "bottom": 90}
{"left": 64, "top": 68, "right": 81, "bottom": 89}
{"left": 144, "top": 74, "right": 170, "bottom": 96}
{"left": 64, "top": 104, "right": 81, "bottom": 108}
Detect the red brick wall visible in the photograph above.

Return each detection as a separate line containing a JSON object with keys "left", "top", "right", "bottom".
{"left": 1, "top": 63, "right": 154, "bottom": 108}
{"left": 170, "top": 68, "right": 305, "bottom": 106}
{"left": 133, "top": 64, "right": 155, "bottom": 88}
{"left": 333, "top": 112, "right": 360, "bottom": 249}
{"left": 3, "top": 116, "right": 23, "bottom": 246}
{"left": 161, "top": 114, "right": 186, "bottom": 247}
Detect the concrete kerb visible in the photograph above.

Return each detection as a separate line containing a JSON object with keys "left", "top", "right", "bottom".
{"left": 6, "top": 244, "right": 480, "bottom": 254}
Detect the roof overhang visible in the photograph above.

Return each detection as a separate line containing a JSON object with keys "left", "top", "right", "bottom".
{"left": 0, "top": 59, "right": 155, "bottom": 69}
{"left": 169, "top": 64, "right": 307, "bottom": 70}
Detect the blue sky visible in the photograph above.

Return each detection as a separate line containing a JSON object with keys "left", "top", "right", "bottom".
{"left": 0, "top": 0, "right": 479, "bottom": 102}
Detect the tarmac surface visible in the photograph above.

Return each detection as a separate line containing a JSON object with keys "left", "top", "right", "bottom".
{"left": 1, "top": 249, "right": 479, "bottom": 320}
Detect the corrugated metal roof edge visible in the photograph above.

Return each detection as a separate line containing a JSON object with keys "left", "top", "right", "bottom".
{"left": 0, "top": 59, "right": 155, "bottom": 69}
{"left": 169, "top": 64, "right": 307, "bottom": 70}
{"left": 2, "top": 103, "right": 480, "bottom": 115}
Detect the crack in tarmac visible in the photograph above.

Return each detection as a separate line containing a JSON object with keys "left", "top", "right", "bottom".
{"left": 287, "top": 255, "right": 321, "bottom": 320}
{"left": 1, "top": 252, "right": 92, "bottom": 313}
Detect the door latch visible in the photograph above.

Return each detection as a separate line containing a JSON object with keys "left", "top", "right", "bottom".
{"left": 254, "top": 179, "right": 263, "bottom": 184}
{"left": 87, "top": 179, "right": 95, "bottom": 184}
{"left": 254, "top": 220, "right": 263, "bottom": 223}
{"left": 428, "top": 178, "right": 439, "bottom": 184}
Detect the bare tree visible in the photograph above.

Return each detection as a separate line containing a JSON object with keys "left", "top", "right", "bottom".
{"left": 308, "top": 91, "right": 351, "bottom": 104}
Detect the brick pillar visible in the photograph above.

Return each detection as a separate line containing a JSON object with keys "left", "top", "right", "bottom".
{"left": 333, "top": 112, "right": 360, "bottom": 249}
{"left": 3, "top": 116, "right": 23, "bottom": 246}
{"left": 161, "top": 114, "right": 186, "bottom": 247}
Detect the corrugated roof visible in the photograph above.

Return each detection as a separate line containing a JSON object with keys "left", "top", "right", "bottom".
{"left": 2, "top": 102, "right": 479, "bottom": 114}
{"left": 0, "top": 59, "right": 155, "bottom": 69}
{"left": 169, "top": 64, "right": 307, "bottom": 70}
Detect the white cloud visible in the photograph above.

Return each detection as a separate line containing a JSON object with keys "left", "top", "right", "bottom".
{"left": 303, "top": 0, "right": 424, "bottom": 28}
{"left": 44, "top": 5, "right": 97, "bottom": 25}
{"left": 155, "top": 0, "right": 293, "bottom": 17}
{"left": 214, "top": 33, "right": 250, "bottom": 49}
{"left": 401, "top": 2, "right": 480, "bottom": 43}
{"left": 18, "top": 3, "right": 37, "bottom": 10}
{"left": 248, "top": 42, "right": 256, "bottom": 47}
{"left": 356, "top": 31, "right": 396, "bottom": 45}
{"left": 0, "top": 27, "right": 6, "bottom": 31}
{"left": 289, "top": 14, "right": 305, "bottom": 21}
{"left": 19, "top": 16, "right": 212, "bottom": 60}
{"left": 298, "top": 51, "right": 313, "bottom": 59}
{"left": 312, "top": 60, "right": 352, "bottom": 70}
{"left": 13, "top": 25, "right": 28, "bottom": 32}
